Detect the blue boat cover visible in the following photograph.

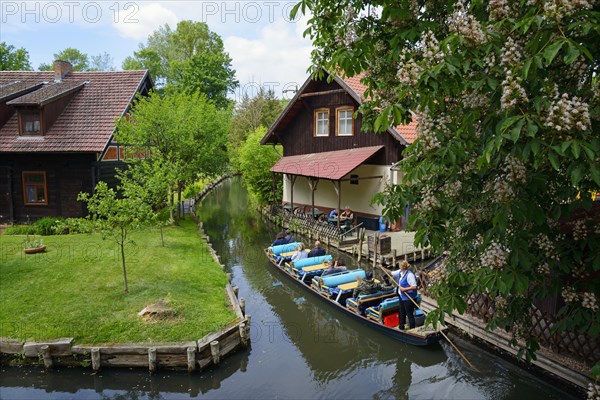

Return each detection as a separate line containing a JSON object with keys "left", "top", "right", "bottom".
{"left": 294, "top": 255, "right": 332, "bottom": 269}
{"left": 320, "top": 269, "right": 366, "bottom": 288}
{"left": 271, "top": 242, "right": 302, "bottom": 256}
{"left": 380, "top": 297, "right": 400, "bottom": 310}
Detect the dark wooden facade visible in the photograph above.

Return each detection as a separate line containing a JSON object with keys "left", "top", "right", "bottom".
{"left": 0, "top": 66, "right": 152, "bottom": 223}
{"left": 265, "top": 73, "right": 406, "bottom": 165}
{"left": 0, "top": 153, "right": 96, "bottom": 222}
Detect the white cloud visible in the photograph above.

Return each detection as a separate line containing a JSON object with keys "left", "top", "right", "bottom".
{"left": 112, "top": 3, "right": 178, "bottom": 41}
{"left": 224, "top": 17, "right": 312, "bottom": 100}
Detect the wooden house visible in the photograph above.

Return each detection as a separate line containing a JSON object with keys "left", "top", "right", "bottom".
{"left": 0, "top": 61, "right": 152, "bottom": 223}
{"left": 260, "top": 70, "right": 418, "bottom": 229}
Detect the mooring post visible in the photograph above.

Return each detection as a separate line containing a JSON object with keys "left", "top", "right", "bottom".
{"left": 239, "top": 297, "right": 246, "bottom": 315}
{"left": 233, "top": 286, "right": 239, "bottom": 297}
{"left": 187, "top": 347, "right": 196, "bottom": 372}
{"left": 210, "top": 341, "right": 220, "bottom": 365}
{"left": 91, "top": 347, "right": 101, "bottom": 371}
{"left": 239, "top": 322, "right": 248, "bottom": 346}
{"left": 148, "top": 347, "right": 157, "bottom": 373}
{"left": 227, "top": 273, "right": 232, "bottom": 283}
{"left": 40, "top": 345, "right": 53, "bottom": 369}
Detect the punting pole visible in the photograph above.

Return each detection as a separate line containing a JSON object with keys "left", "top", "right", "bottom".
{"left": 377, "top": 265, "right": 478, "bottom": 371}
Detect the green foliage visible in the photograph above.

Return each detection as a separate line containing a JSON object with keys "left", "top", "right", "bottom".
{"left": 0, "top": 219, "right": 236, "bottom": 343}
{"left": 228, "top": 88, "right": 286, "bottom": 172}
{"left": 122, "top": 20, "right": 237, "bottom": 106}
{"left": 3, "top": 225, "right": 39, "bottom": 235}
{"left": 50, "top": 218, "right": 95, "bottom": 235}
{"left": 297, "top": 0, "right": 600, "bottom": 359}
{"left": 34, "top": 217, "right": 63, "bottom": 235}
{"left": 183, "top": 179, "right": 208, "bottom": 199}
{"left": 38, "top": 48, "right": 114, "bottom": 71}
{"left": 238, "top": 126, "right": 283, "bottom": 205}
{"left": 39, "top": 47, "right": 89, "bottom": 71}
{"left": 0, "top": 41, "right": 32, "bottom": 70}
{"left": 116, "top": 91, "right": 230, "bottom": 204}
{"left": 89, "top": 52, "right": 115, "bottom": 71}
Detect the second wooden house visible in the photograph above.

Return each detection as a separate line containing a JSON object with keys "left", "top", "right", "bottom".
{"left": 260, "top": 70, "right": 418, "bottom": 230}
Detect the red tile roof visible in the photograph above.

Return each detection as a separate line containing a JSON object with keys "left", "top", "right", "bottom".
{"left": 338, "top": 73, "right": 419, "bottom": 144}
{"left": 0, "top": 70, "right": 149, "bottom": 153}
{"left": 270, "top": 145, "right": 384, "bottom": 180}
{"left": 0, "top": 81, "right": 45, "bottom": 102}
{"left": 7, "top": 80, "right": 86, "bottom": 106}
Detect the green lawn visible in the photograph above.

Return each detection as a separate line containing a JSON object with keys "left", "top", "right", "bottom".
{"left": 0, "top": 219, "right": 237, "bottom": 344}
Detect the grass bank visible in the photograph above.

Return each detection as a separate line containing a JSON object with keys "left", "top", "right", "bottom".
{"left": 0, "top": 218, "right": 236, "bottom": 344}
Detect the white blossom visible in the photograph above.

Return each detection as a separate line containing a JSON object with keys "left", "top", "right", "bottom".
{"left": 492, "top": 177, "right": 515, "bottom": 202}
{"left": 562, "top": 286, "right": 578, "bottom": 303}
{"left": 588, "top": 382, "right": 600, "bottom": 400}
{"left": 397, "top": 53, "right": 423, "bottom": 86}
{"left": 481, "top": 240, "right": 509, "bottom": 270}
{"left": 500, "top": 37, "right": 523, "bottom": 69}
{"left": 543, "top": 0, "right": 594, "bottom": 21}
{"left": 448, "top": 0, "right": 487, "bottom": 43}
{"left": 536, "top": 262, "right": 550, "bottom": 274}
{"left": 582, "top": 292, "right": 599, "bottom": 311}
{"left": 418, "top": 30, "right": 444, "bottom": 64}
{"left": 488, "top": 0, "right": 517, "bottom": 21}
{"left": 573, "top": 219, "right": 589, "bottom": 241}
{"left": 543, "top": 93, "right": 591, "bottom": 132}
{"left": 503, "top": 155, "right": 527, "bottom": 184}
{"left": 501, "top": 71, "right": 528, "bottom": 110}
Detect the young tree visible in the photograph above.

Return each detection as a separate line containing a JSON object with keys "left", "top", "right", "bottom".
{"left": 238, "top": 126, "right": 283, "bottom": 205}
{"left": 78, "top": 181, "right": 152, "bottom": 293}
{"left": 228, "top": 88, "right": 286, "bottom": 171}
{"left": 293, "top": 0, "right": 600, "bottom": 360}
{"left": 0, "top": 42, "right": 32, "bottom": 70}
{"left": 122, "top": 20, "right": 237, "bottom": 106}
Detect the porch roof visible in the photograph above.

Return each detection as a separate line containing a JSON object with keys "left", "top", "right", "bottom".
{"left": 270, "top": 145, "right": 384, "bottom": 181}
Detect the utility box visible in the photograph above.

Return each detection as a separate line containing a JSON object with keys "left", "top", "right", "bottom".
{"left": 368, "top": 235, "right": 391, "bottom": 256}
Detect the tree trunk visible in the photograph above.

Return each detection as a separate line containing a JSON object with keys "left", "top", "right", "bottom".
{"left": 169, "top": 191, "right": 174, "bottom": 222}
{"left": 160, "top": 225, "right": 164, "bottom": 247}
{"left": 178, "top": 185, "right": 183, "bottom": 219}
{"left": 120, "top": 227, "right": 128, "bottom": 293}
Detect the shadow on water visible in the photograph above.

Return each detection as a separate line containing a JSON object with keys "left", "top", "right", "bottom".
{"left": 0, "top": 177, "right": 579, "bottom": 399}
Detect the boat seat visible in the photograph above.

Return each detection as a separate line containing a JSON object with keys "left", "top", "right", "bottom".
{"left": 345, "top": 290, "right": 396, "bottom": 315}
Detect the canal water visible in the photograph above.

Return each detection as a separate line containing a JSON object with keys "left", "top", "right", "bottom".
{"left": 0, "top": 177, "right": 578, "bottom": 399}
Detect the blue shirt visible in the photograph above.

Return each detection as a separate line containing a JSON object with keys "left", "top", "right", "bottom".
{"left": 392, "top": 269, "right": 417, "bottom": 300}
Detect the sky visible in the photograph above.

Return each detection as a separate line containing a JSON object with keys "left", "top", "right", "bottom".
{"left": 0, "top": 0, "right": 313, "bottom": 101}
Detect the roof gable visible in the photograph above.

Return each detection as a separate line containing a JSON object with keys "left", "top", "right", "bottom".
{"left": 260, "top": 70, "right": 417, "bottom": 146}
{"left": 0, "top": 70, "right": 151, "bottom": 153}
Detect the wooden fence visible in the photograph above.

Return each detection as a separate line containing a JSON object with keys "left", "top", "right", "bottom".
{"left": 467, "top": 293, "right": 600, "bottom": 366}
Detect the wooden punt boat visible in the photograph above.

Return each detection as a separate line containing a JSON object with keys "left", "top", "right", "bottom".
{"left": 265, "top": 243, "right": 445, "bottom": 347}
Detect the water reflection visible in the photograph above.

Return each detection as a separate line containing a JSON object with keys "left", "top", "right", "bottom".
{"left": 0, "top": 349, "right": 249, "bottom": 399}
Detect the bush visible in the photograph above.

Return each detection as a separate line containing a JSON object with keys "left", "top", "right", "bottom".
{"left": 51, "top": 218, "right": 94, "bottom": 235}
{"left": 3, "top": 225, "right": 39, "bottom": 235}
{"left": 34, "top": 217, "right": 64, "bottom": 235}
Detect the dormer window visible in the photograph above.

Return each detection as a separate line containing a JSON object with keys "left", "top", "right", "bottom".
{"left": 19, "top": 110, "right": 42, "bottom": 135}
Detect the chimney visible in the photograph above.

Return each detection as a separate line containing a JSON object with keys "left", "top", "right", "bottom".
{"left": 53, "top": 60, "right": 73, "bottom": 82}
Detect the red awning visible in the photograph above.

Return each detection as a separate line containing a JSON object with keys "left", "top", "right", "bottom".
{"left": 270, "top": 146, "right": 384, "bottom": 180}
